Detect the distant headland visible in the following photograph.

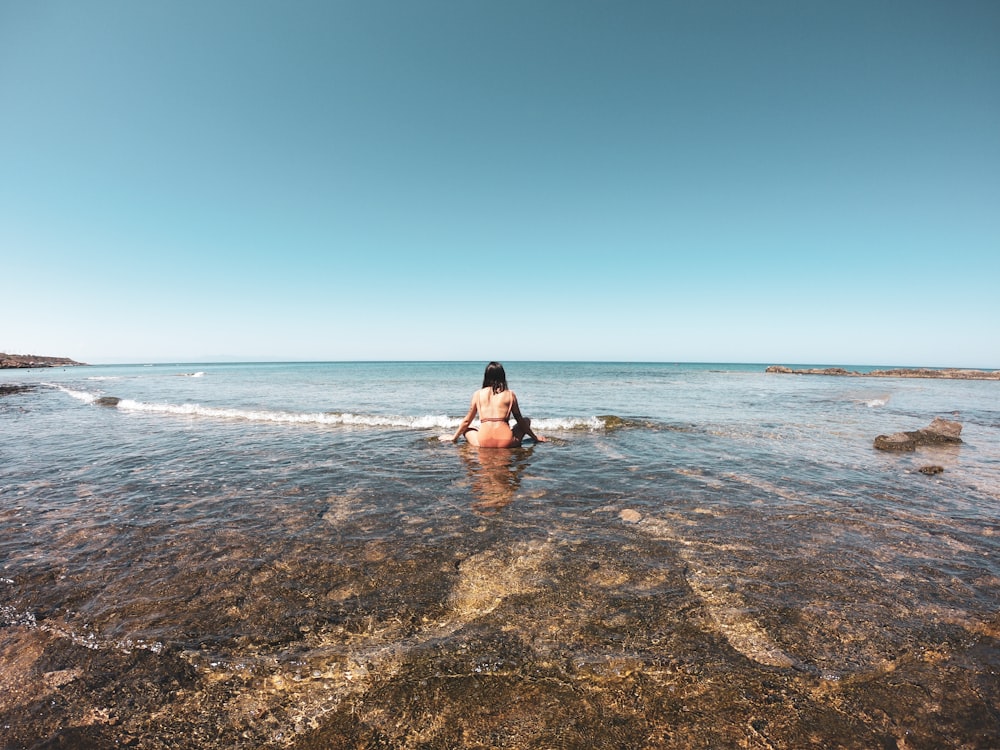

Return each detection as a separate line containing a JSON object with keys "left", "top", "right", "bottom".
{"left": 765, "top": 365, "right": 1000, "bottom": 381}
{"left": 0, "top": 353, "right": 86, "bottom": 369}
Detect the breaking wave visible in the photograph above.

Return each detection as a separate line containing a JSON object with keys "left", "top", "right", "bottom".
{"left": 49, "top": 386, "right": 630, "bottom": 432}
{"left": 118, "top": 399, "right": 459, "bottom": 429}
{"left": 49, "top": 384, "right": 97, "bottom": 404}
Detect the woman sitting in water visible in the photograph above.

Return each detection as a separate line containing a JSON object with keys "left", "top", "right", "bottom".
{"left": 446, "top": 362, "right": 547, "bottom": 447}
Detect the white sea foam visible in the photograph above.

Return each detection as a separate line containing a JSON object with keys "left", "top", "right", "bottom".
{"left": 87, "top": 376, "right": 122, "bottom": 381}
{"left": 49, "top": 383, "right": 609, "bottom": 432}
{"left": 533, "top": 416, "right": 606, "bottom": 431}
{"left": 49, "top": 384, "right": 97, "bottom": 404}
{"left": 865, "top": 397, "right": 889, "bottom": 408}
{"left": 116, "top": 399, "right": 461, "bottom": 429}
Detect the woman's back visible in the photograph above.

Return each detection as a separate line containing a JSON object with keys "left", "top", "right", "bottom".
{"left": 477, "top": 387, "right": 515, "bottom": 422}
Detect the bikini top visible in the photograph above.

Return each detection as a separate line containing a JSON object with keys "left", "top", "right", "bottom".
{"left": 479, "top": 389, "right": 514, "bottom": 423}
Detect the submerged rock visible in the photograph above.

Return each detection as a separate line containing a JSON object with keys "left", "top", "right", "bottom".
{"left": 0, "top": 384, "right": 35, "bottom": 397}
{"left": 874, "top": 433, "right": 918, "bottom": 451}
{"left": 94, "top": 396, "right": 121, "bottom": 407}
{"left": 874, "top": 417, "right": 963, "bottom": 452}
{"left": 918, "top": 465, "right": 945, "bottom": 475}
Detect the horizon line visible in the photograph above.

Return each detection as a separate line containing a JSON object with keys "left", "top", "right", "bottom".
{"left": 12, "top": 358, "right": 998, "bottom": 372}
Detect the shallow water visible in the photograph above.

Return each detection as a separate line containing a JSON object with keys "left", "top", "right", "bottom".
{"left": 1, "top": 362, "right": 998, "bottom": 748}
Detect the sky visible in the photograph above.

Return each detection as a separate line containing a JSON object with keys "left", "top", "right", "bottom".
{"left": 2, "top": 1, "right": 998, "bottom": 367}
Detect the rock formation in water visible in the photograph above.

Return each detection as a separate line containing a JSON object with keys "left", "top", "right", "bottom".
{"left": 0, "top": 384, "right": 37, "bottom": 396}
{"left": 874, "top": 417, "right": 963, "bottom": 452}
{"left": 0, "top": 353, "right": 86, "bottom": 369}
{"left": 766, "top": 365, "right": 1000, "bottom": 380}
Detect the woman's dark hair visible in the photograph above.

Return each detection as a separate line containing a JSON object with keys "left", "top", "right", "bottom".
{"left": 482, "top": 361, "right": 507, "bottom": 393}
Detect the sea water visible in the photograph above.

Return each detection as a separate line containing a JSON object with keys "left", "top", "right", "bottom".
{"left": 1, "top": 362, "right": 998, "bottom": 748}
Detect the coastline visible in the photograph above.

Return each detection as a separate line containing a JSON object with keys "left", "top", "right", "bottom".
{"left": 0, "top": 353, "right": 86, "bottom": 369}
{"left": 765, "top": 365, "right": 1000, "bottom": 380}
{"left": 3, "top": 355, "right": 995, "bottom": 379}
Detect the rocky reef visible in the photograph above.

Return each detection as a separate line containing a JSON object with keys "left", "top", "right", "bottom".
{"left": 766, "top": 365, "right": 1000, "bottom": 380}
{"left": 874, "top": 417, "right": 963, "bottom": 452}
{"left": 0, "top": 353, "right": 86, "bottom": 369}
{"left": 0, "top": 384, "right": 37, "bottom": 397}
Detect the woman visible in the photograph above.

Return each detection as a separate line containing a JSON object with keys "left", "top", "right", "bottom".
{"left": 446, "top": 362, "right": 546, "bottom": 447}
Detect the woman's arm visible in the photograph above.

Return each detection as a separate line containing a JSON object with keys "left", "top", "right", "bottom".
{"left": 449, "top": 395, "right": 479, "bottom": 442}
{"left": 511, "top": 394, "right": 547, "bottom": 443}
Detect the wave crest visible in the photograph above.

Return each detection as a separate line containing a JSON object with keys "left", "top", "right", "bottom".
{"left": 48, "top": 384, "right": 97, "bottom": 404}
{"left": 116, "top": 400, "right": 460, "bottom": 429}
{"left": 52, "top": 386, "right": 643, "bottom": 433}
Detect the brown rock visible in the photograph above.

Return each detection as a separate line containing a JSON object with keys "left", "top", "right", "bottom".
{"left": 918, "top": 465, "right": 944, "bottom": 475}
{"left": 94, "top": 397, "right": 121, "bottom": 407}
{"left": 766, "top": 366, "right": 855, "bottom": 376}
{"left": 874, "top": 433, "right": 917, "bottom": 451}
{"left": 922, "top": 417, "right": 962, "bottom": 441}
{"left": 874, "top": 418, "right": 963, "bottom": 452}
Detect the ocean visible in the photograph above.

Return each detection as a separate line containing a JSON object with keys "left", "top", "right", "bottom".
{"left": 1, "top": 361, "right": 998, "bottom": 749}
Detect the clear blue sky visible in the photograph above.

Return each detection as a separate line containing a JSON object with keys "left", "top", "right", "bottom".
{"left": 2, "top": 1, "right": 998, "bottom": 366}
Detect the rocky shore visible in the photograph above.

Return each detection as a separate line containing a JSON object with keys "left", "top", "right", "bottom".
{"left": 765, "top": 365, "right": 1000, "bottom": 380}
{"left": 0, "top": 352, "right": 85, "bottom": 369}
